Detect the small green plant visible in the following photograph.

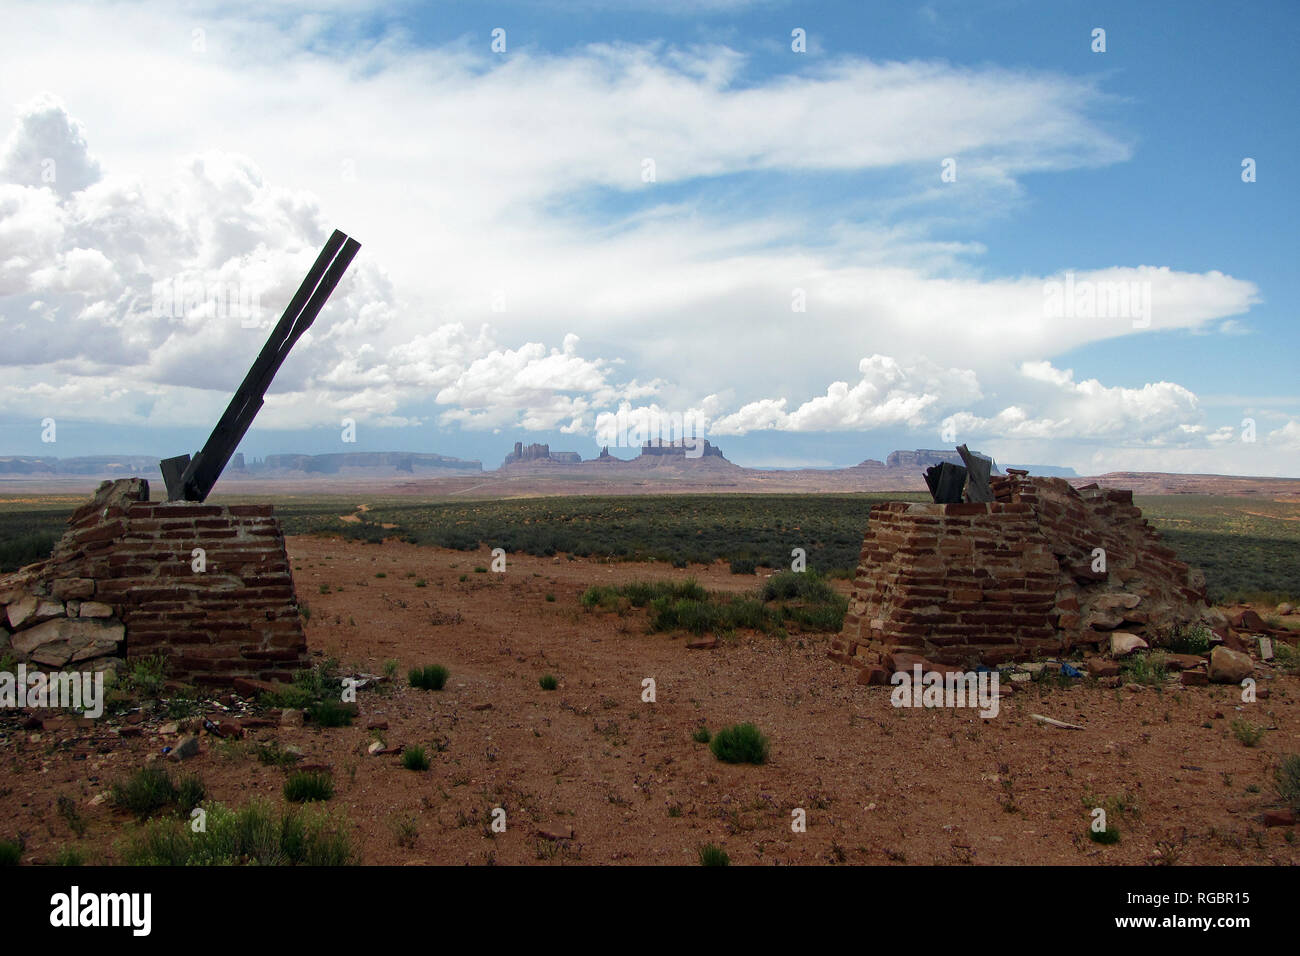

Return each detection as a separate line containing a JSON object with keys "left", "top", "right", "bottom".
{"left": 253, "top": 740, "right": 299, "bottom": 767}
{"left": 389, "top": 814, "right": 419, "bottom": 848}
{"left": 539, "top": 674, "right": 558, "bottom": 691}
{"left": 299, "top": 601, "right": 312, "bottom": 621}
{"left": 1277, "top": 755, "right": 1300, "bottom": 811}
{"left": 409, "top": 665, "right": 449, "bottom": 690}
{"left": 318, "top": 583, "right": 330, "bottom": 594}
{"left": 691, "top": 726, "right": 711, "bottom": 744}
{"left": 383, "top": 658, "right": 400, "bottom": 679}
{"left": 709, "top": 723, "right": 769, "bottom": 764}
{"left": 0, "top": 839, "right": 20, "bottom": 865}
{"left": 375, "top": 571, "right": 387, "bottom": 578}
{"left": 110, "top": 766, "right": 181, "bottom": 820}
{"left": 1121, "top": 652, "right": 1168, "bottom": 687}
{"left": 1231, "top": 719, "right": 1266, "bottom": 747}
{"left": 545, "top": 593, "right": 556, "bottom": 602}
{"left": 57, "top": 794, "right": 87, "bottom": 837}
{"left": 1165, "top": 622, "right": 1212, "bottom": 655}
{"left": 122, "top": 655, "right": 167, "bottom": 697}
{"left": 53, "top": 845, "right": 86, "bottom": 866}
{"left": 283, "top": 771, "right": 334, "bottom": 803}
{"left": 306, "top": 699, "right": 354, "bottom": 727}
{"left": 401, "top": 746, "right": 430, "bottom": 771}
{"left": 415, "top": 578, "right": 427, "bottom": 588}
{"left": 177, "top": 773, "right": 206, "bottom": 814}
{"left": 1089, "top": 825, "right": 1121, "bottom": 845}
{"left": 729, "top": 558, "right": 757, "bottom": 575}
{"left": 698, "top": 843, "right": 730, "bottom": 866}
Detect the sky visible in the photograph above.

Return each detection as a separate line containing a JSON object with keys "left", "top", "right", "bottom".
{"left": 0, "top": 0, "right": 1296, "bottom": 475}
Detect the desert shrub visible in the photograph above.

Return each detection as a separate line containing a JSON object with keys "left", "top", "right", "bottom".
{"left": 283, "top": 771, "right": 334, "bottom": 803}
{"left": 710, "top": 723, "right": 769, "bottom": 765}
{"left": 177, "top": 773, "right": 206, "bottom": 814}
{"left": 111, "top": 766, "right": 181, "bottom": 820}
{"left": 121, "top": 799, "right": 355, "bottom": 866}
{"left": 121, "top": 655, "right": 168, "bottom": 698}
{"left": 1276, "top": 755, "right": 1300, "bottom": 811}
{"left": 539, "top": 674, "right": 558, "bottom": 691}
{"left": 1274, "top": 642, "right": 1300, "bottom": 676}
{"left": 57, "top": 794, "right": 87, "bottom": 837}
{"left": 53, "top": 846, "right": 86, "bottom": 866}
{"left": 1165, "top": 623, "right": 1212, "bottom": 655}
{"left": 1230, "top": 719, "right": 1266, "bottom": 747}
{"left": 0, "top": 839, "right": 20, "bottom": 865}
{"left": 692, "top": 726, "right": 711, "bottom": 744}
{"left": 1089, "top": 825, "right": 1121, "bottom": 845}
{"left": 254, "top": 740, "right": 299, "bottom": 767}
{"left": 306, "top": 700, "right": 354, "bottom": 727}
{"left": 729, "top": 558, "right": 757, "bottom": 575}
{"left": 698, "top": 843, "right": 730, "bottom": 866}
{"left": 401, "top": 746, "right": 430, "bottom": 771}
{"left": 1121, "top": 652, "right": 1168, "bottom": 686}
{"left": 409, "top": 665, "right": 449, "bottom": 690}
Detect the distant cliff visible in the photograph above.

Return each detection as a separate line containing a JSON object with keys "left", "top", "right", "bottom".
{"left": 502, "top": 442, "right": 582, "bottom": 466}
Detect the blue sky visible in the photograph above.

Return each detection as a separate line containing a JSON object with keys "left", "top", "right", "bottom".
{"left": 0, "top": 0, "right": 1296, "bottom": 475}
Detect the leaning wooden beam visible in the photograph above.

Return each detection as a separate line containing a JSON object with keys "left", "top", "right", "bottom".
{"left": 161, "top": 229, "right": 361, "bottom": 502}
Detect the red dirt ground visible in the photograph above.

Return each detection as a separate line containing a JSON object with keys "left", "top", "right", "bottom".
{"left": 2, "top": 534, "right": 1297, "bottom": 865}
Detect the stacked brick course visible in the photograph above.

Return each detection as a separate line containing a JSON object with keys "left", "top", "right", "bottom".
{"left": 831, "top": 474, "right": 1211, "bottom": 672}
{"left": 0, "top": 478, "right": 307, "bottom": 686}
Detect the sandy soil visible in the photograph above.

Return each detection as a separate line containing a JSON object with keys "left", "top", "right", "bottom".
{"left": 2, "top": 535, "right": 1297, "bottom": 866}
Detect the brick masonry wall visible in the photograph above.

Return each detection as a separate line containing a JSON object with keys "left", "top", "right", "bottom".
{"left": 0, "top": 478, "right": 307, "bottom": 686}
{"left": 831, "top": 475, "right": 1210, "bottom": 671}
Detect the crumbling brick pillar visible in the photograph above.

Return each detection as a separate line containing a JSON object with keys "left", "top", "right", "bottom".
{"left": 0, "top": 478, "right": 307, "bottom": 686}
{"left": 832, "top": 475, "right": 1211, "bottom": 672}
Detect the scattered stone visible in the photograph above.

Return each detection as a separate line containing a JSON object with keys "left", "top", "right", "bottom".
{"left": 686, "top": 638, "right": 718, "bottom": 650}
{"left": 472, "top": 702, "right": 493, "bottom": 711}
{"left": 1163, "top": 653, "right": 1207, "bottom": 671}
{"left": 1180, "top": 670, "right": 1209, "bottom": 687}
{"left": 1109, "top": 632, "right": 1148, "bottom": 658}
{"left": 279, "top": 709, "right": 304, "bottom": 728}
{"left": 233, "top": 677, "right": 287, "bottom": 698}
{"left": 1278, "top": 602, "right": 1295, "bottom": 616}
{"left": 367, "top": 740, "right": 385, "bottom": 755}
{"left": 1123, "top": 683, "right": 1144, "bottom": 693}
{"left": 537, "top": 826, "right": 575, "bottom": 841}
{"left": 855, "top": 666, "right": 890, "bottom": 686}
{"left": 1261, "top": 809, "right": 1296, "bottom": 827}
{"left": 1208, "top": 646, "right": 1253, "bottom": 684}
{"left": 1259, "top": 637, "right": 1274, "bottom": 662}
{"left": 169, "top": 735, "right": 200, "bottom": 760}
{"left": 159, "top": 722, "right": 179, "bottom": 735}
{"left": 366, "top": 719, "right": 388, "bottom": 731}
{"left": 1087, "top": 658, "right": 1120, "bottom": 678}
{"left": 1229, "top": 609, "right": 1267, "bottom": 632}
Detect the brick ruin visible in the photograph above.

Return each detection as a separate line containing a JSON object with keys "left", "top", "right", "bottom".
{"left": 0, "top": 478, "right": 307, "bottom": 686}
{"left": 831, "top": 473, "right": 1214, "bottom": 673}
